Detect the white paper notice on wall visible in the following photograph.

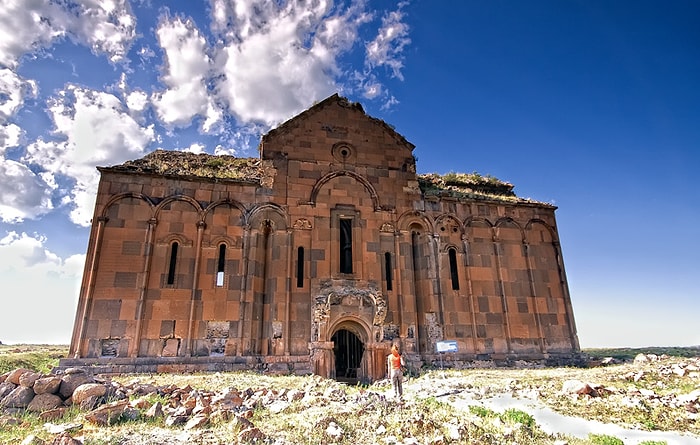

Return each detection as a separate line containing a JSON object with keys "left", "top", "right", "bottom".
{"left": 436, "top": 340, "right": 458, "bottom": 353}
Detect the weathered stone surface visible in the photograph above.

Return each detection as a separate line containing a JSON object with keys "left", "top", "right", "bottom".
{"left": 1, "top": 385, "right": 35, "bottom": 408}
{"left": 6, "top": 368, "right": 33, "bottom": 385}
{"left": 19, "top": 371, "right": 43, "bottom": 388}
{"left": 144, "top": 401, "right": 164, "bottom": 418}
{"left": 59, "top": 372, "right": 94, "bottom": 399}
{"left": 61, "top": 94, "right": 581, "bottom": 382}
{"left": 39, "top": 407, "right": 69, "bottom": 421}
{"left": 71, "top": 383, "right": 107, "bottom": 405}
{"left": 84, "top": 399, "right": 128, "bottom": 426}
{"left": 0, "top": 381, "right": 17, "bottom": 399}
{"left": 184, "top": 413, "right": 209, "bottom": 430}
{"left": 165, "top": 415, "right": 188, "bottom": 426}
{"left": 50, "top": 433, "right": 83, "bottom": 445}
{"left": 33, "top": 376, "right": 62, "bottom": 395}
{"left": 27, "top": 393, "right": 63, "bottom": 412}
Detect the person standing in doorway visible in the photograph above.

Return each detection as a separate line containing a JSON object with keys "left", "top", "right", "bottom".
{"left": 387, "top": 344, "right": 405, "bottom": 400}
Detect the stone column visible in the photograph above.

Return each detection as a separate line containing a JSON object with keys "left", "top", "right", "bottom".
{"left": 524, "top": 242, "right": 546, "bottom": 353}
{"left": 462, "top": 235, "right": 479, "bottom": 355}
{"left": 237, "top": 226, "right": 250, "bottom": 354}
{"left": 184, "top": 220, "right": 206, "bottom": 356}
{"left": 130, "top": 217, "right": 157, "bottom": 357}
{"left": 553, "top": 241, "right": 580, "bottom": 351}
{"left": 492, "top": 234, "right": 513, "bottom": 354}
{"left": 309, "top": 341, "right": 334, "bottom": 378}
{"left": 70, "top": 216, "right": 108, "bottom": 358}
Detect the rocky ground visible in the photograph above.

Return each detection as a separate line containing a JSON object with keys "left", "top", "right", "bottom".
{"left": 1, "top": 353, "right": 699, "bottom": 445}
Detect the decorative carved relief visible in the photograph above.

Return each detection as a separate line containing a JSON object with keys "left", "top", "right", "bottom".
{"left": 380, "top": 222, "right": 395, "bottom": 233}
{"left": 293, "top": 218, "right": 312, "bottom": 230}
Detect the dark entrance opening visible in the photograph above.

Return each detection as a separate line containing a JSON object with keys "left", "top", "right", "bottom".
{"left": 331, "top": 329, "right": 364, "bottom": 383}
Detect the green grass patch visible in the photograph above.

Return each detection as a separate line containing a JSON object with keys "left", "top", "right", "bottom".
{"left": 588, "top": 433, "right": 625, "bottom": 445}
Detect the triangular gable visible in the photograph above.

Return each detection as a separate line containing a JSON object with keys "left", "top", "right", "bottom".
{"left": 259, "top": 93, "right": 415, "bottom": 157}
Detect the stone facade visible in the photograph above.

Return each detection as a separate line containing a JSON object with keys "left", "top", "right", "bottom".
{"left": 62, "top": 94, "right": 580, "bottom": 381}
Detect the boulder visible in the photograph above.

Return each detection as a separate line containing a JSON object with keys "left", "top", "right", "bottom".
{"left": 6, "top": 368, "right": 33, "bottom": 385}
{"left": 27, "top": 393, "right": 63, "bottom": 412}
{"left": 1, "top": 386, "right": 35, "bottom": 408}
{"left": 33, "top": 376, "right": 62, "bottom": 395}
{"left": 19, "top": 371, "right": 42, "bottom": 388}
{"left": 71, "top": 383, "right": 107, "bottom": 405}
{"left": 59, "top": 372, "right": 94, "bottom": 399}
{"left": 0, "top": 381, "right": 18, "bottom": 399}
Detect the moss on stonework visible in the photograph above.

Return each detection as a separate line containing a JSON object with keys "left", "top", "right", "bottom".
{"left": 110, "top": 150, "right": 261, "bottom": 182}
{"left": 417, "top": 172, "right": 522, "bottom": 202}
{"left": 109, "top": 150, "right": 548, "bottom": 205}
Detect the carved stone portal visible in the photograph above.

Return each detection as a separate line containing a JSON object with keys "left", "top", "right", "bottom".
{"left": 310, "top": 285, "right": 386, "bottom": 344}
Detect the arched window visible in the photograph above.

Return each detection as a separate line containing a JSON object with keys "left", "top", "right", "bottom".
{"left": 296, "top": 246, "right": 304, "bottom": 288}
{"left": 384, "top": 252, "right": 393, "bottom": 291}
{"left": 448, "top": 247, "right": 459, "bottom": 290}
{"left": 339, "top": 218, "right": 353, "bottom": 274}
{"left": 167, "top": 242, "right": 179, "bottom": 285}
{"left": 216, "top": 244, "right": 226, "bottom": 287}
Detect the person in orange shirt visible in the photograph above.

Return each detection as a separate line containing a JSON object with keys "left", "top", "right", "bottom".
{"left": 387, "top": 344, "right": 405, "bottom": 400}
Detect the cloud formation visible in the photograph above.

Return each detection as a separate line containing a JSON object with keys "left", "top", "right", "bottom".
{"left": 0, "top": 0, "right": 412, "bottom": 229}
{"left": 0, "top": 231, "right": 83, "bottom": 343}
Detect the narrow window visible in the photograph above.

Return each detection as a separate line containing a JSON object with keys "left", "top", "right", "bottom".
{"left": 167, "top": 242, "right": 179, "bottom": 285}
{"left": 216, "top": 244, "right": 226, "bottom": 287}
{"left": 448, "top": 247, "right": 459, "bottom": 290}
{"left": 339, "top": 218, "right": 353, "bottom": 274}
{"left": 384, "top": 252, "right": 393, "bottom": 291}
{"left": 296, "top": 246, "right": 304, "bottom": 288}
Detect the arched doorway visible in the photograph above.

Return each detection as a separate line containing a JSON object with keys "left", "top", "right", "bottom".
{"left": 331, "top": 329, "right": 365, "bottom": 383}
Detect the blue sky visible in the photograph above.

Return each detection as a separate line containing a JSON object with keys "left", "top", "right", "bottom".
{"left": 0, "top": 0, "right": 697, "bottom": 348}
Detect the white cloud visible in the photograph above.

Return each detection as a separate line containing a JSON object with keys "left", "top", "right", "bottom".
{"left": 0, "top": 0, "right": 69, "bottom": 69}
{"left": 0, "top": 69, "right": 39, "bottom": 121}
{"left": 68, "top": 0, "right": 137, "bottom": 64}
{"left": 23, "top": 85, "right": 156, "bottom": 226}
{"left": 0, "top": 231, "right": 83, "bottom": 344}
{"left": 0, "top": 124, "right": 22, "bottom": 152}
{"left": 0, "top": 0, "right": 135, "bottom": 70}
{"left": 365, "top": 3, "right": 411, "bottom": 80}
{"left": 0, "top": 159, "right": 55, "bottom": 223}
{"left": 152, "top": 16, "right": 218, "bottom": 130}
{"left": 212, "top": 0, "right": 373, "bottom": 125}
{"left": 182, "top": 142, "right": 205, "bottom": 154}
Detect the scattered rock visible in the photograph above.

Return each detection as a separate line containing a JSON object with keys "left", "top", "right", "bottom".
{"left": 19, "top": 371, "right": 43, "bottom": 388}
{"left": 44, "top": 422, "right": 83, "bottom": 435}
{"left": 27, "top": 393, "right": 63, "bottom": 412}
{"left": 6, "top": 368, "right": 33, "bottom": 385}
{"left": 59, "top": 371, "right": 93, "bottom": 399}
{"left": 71, "top": 383, "right": 107, "bottom": 405}
{"left": 84, "top": 399, "right": 128, "bottom": 426}
{"left": 1, "top": 385, "right": 35, "bottom": 408}
{"left": 33, "top": 377, "right": 62, "bottom": 395}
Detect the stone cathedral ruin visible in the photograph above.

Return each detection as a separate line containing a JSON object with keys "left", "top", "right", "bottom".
{"left": 60, "top": 94, "right": 580, "bottom": 382}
